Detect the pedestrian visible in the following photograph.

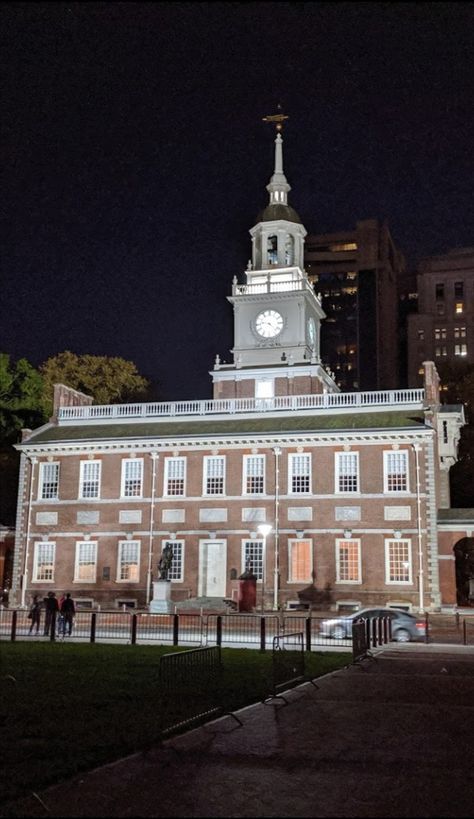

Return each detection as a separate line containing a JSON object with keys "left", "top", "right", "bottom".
{"left": 60, "top": 592, "right": 76, "bottom": 636}
{"left": 28, "top": 594, "right": 42, "bottom": 634}
{"left": 43, "top": 591, "right": 59, "bottom": 636}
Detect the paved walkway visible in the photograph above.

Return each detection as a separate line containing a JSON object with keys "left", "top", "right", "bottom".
{"left": 3, "top": 644, "right": 474, "bottom": 818}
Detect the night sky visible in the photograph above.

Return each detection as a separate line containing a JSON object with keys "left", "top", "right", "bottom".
{"left": 3, "top": 2, "right": 474, "bottom": 401}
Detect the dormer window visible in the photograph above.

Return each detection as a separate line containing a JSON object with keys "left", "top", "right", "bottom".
{"left": 267, "top": 235, "right": 278, "bottom": 265}
{"left": 285, "top": 235, "right": 294, "bottom": 265}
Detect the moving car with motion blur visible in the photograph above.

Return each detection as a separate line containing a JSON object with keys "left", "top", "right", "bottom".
{"left": 319, "top": 607, "right": 426, "bottom": 642}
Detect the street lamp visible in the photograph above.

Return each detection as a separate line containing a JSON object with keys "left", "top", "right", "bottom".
{"left": 257, "top": 523, "right": 272, "bottom": 613}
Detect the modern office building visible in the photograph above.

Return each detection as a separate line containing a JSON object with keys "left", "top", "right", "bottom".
{"left": 10, "top": 130, "right": 466, "bottom": 613}
{"left": 304, "top": 221, "right": 405, "bottom": 392}
{"left": 407, "top": 247, "right": 474, "bottom": 387}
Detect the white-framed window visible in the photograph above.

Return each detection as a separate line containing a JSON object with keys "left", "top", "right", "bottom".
{"left": 288, "top": 539, "right": 312, "bottom": 582}
{"left": 160, "top": 539, "right": 184, "bottom": 581}
{"left": 243, "top": 455, "right": 265, "bottom": 495}
{"left": 242, "top": 539, "right": 263, "bottom": 580}
{"left": 33, "top": 541, "right": 56, "bottom": 582}
{"left": 79, "top": 460, "right": 101, "bottom": 499}
{"left": 74, "top": 541, "right": 98, "bottom": 582}
{"left": 288, "top": 453, "right": 311, "bottom": 494}
{"left": 164, "top": 457, "right": 186, "bottom": 497}
{"left": 117, "top": 540, "right": 140, "bottom": 582}
{"left": 383, "top": 451, "right": 409, "bottom": 493}
{"left": 121, "top": 459, "right": 144, "bottom": 498}
{"left": 434, "top": 327, "right": 447, "bottom": 340}
{"left": 455, "top": 343, "right": 467, "bottom": 356}
{"left": 335, "top": 452, "right": 359, "bottom": 493}
{"left": 454, "top": 326, "right": 466, "bottom": 339}
{"left": 385, "top": 539, "right": 412, "bottom": 584}
{"left": 336, "top": 538, "right": 361, "bottom": 583}
{"left": 435, "top": 345, "right": 447, "bottom": 357}
{"left": 203, "top": 455, "right": 225, "bottom": 496}
{"left": 38, "top": 462, "right": 60, "bottom": 500}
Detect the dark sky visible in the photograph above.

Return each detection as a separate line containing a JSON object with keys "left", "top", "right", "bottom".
{"left": 3, "top": 2, "right": 474, "bottom": 400}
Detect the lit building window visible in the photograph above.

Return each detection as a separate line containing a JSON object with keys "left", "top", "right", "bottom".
{"left": 74, "top": 541, "right": 98, "bottom": 582}
{"left": 335, "top": 452, "right": 359, "bottom": 493}
{"left": 117, "top": 540, "right": 140, "bottom": 582}
{"left": 79, "top": 461, "right": 101, "bottom": 499}
{"left": 242, "top": 540, "right": 263, "bottom": 580}
{"left": 455, "top": 302, "right": 464, "bottom": 314}
{"left": 384, "top": 451, "right": 409, "bottom": 493}
{"left": 454, "top": 327, "right": 466, "bottom": 339}
{"left": 417, "top": 329, "right": 425, "bottom": 340}
{"left": 385, "top": 539, "right": 412, "bottom": 584}
{"left": 121, "top": 459, "right": 144, "bottom": 498}
{"left": 33, "top": 541, "right": 56, "bottom": 582}
{"left": 435, "top": 346, "right": 447, "bottom": 357}
{"left": 288, "top": 539, "right": 312, "bottom": 582}
{"left": 203, "top": 456, "right": 225, "bottom": 495}
{"left": 329, "top": 242, "right": 358, "bottom": 252}
{"left": 455, "top": 344, "right": 467, "bottom": 356}
{"left": 346, "top": 271, "right": 357, "bottom": 280}
{"left": 288, "top": 453, "right": 311, "bottom": 494}
{"left": 164, "top": 457, "right": 186, "bottom": 496}
{"left": 243, "top": 455, "right": 265, "bottom": 495}
{"left": 336, "top": 539, "right": 361, "bottom": 583}
{"left": 434, "top": 328, "right": 447, "bottom": 340}
{"left": 39, "top": 462, "right": 60, "bottom": 500}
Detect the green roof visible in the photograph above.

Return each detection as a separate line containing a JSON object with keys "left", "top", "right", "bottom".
{"left": 22, "top": 411, "right": 428, "bottom": 445}
{"left": 256, "top": 203, "right": 302, "bottom": 224}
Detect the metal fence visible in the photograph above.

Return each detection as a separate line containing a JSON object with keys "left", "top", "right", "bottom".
{"left": 1, "top": 608, "right": 473, "bottom": 649}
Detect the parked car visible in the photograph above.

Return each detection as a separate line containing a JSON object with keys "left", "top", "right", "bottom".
{"left": 319, "top": 607, "right": 426, "bottom": 642}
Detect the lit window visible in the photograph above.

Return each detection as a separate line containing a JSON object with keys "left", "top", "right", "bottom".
{"left": 121, "top": 459, "right": 144, "bottom": 498}
{"left": 117, "top": 540, "right": 140, "bottom": 582}
{"left": 161, "top": 540, "right": 184, "bottom": 581}
{"left": 242, "top": 540, "right": 263, "bottom": 580}
{"left": 33, "top": 541, "right": 56, "bottom": 582}
{"left": 434, "top": 328, "right": 447, "bottom": 340}
{"left": 455, "top": 344, "right": 467, "bottom": 356}
{"left": 243, "top": 455, "right": 265, "bottom": 495}
{"left": 74, "top": 541, "right": 97, "bottom": 582}
{"left": 288, "top": 539, "right": 312, "bottom": 582}
{"left": 336, "top": 539, "right": 361, "bottom": 583}
{"left": 384, "top": 451, "right": 409, "bottom": 493}
{"left": 288, "top": 453, "right": 311, "bottom": 494}
{"left": 455, "top": 302, "right": 464, "bottom": 314}
{"left": 203, "top": 456, "right": 225, "bottom": 495}
{"left": 39, "top": 462, "right": 60, "bottom": 500}
{"left": 454, "top": 327, "right": 466, "bottom": 339}
{"left": 335, "top": 452, "right": 359, "bottom": 493}
{"left": 346, "top": 271, "right": 357, "bottom": 280}
{"left": 385, "top": 539, "right": 412, "bottom": 584}
{"left": 79, "top": 461, "right": 101, "bottom": 499}
{"left": 164, "top": 457, "right": 186, "bottom": 496}
{"left": 417, "top": 329, "right": 425, "bottom": 340}
{"left": 329, "top": 242, "right": 358, "bottom": 252}
{"left": 435, "top": 346, "right": 447, "bottom": 357}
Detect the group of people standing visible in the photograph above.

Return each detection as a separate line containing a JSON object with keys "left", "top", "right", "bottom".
{"left": 28, "top": 591, "right": 76, "bottom": 637}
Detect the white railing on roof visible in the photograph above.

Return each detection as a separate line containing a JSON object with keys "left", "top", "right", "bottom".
{"left": 57, "top": 389, "right": 425, "bottom": 423}
{"left": 232, "top": 278, "right": 315, "bottom": 296}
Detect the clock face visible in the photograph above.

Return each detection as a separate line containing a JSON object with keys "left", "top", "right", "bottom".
{"left": 255, "top": 309, "right": 284, "bottom": 338}
{"left": 307, "top": 317, "right": 316, "bottom": 345}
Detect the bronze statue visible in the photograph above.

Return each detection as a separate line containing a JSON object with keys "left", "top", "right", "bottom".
{"left": 157, "top": 543, "right": 174, "bottom": 580}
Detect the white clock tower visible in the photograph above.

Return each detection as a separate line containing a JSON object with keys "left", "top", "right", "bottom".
{"left": 212, "top": 119, "right": 338, "bottom": 401}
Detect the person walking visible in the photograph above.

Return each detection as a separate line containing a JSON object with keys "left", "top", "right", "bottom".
{"left": 43, "top": 591, "right": 59, "bottom": 636}
{"left": 60, "top": 592, "right": 76, "bottom": 636}
{"left": 28, "top": 595, "right": 42, "bottom": 635}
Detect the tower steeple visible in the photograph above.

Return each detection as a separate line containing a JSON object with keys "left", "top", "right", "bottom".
{"left": 266, "top": 133, "right": 290, "bottom": 207}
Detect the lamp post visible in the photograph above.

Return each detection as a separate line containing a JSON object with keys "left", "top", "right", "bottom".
{"left": 257, "top": 523, "right": 271, "bottom": 613}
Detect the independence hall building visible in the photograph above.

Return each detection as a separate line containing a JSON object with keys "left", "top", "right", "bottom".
{"left": 10, "top": 130, "right": 466, "bottom": 613}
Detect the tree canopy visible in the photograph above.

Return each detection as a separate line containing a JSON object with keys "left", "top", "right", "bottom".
{"left": 0, "top": 354, "right": 46, "bottom": 443}
{"left": 40, "top": 351, "right": 150, "bottom": 410}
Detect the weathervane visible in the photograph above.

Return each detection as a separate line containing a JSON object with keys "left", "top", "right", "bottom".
{"left": 262, "top": 103, "right": 288, "bottom": 132}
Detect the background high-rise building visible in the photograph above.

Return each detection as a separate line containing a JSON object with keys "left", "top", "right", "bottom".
{"left": 407, "top": 247, "right": 474, "bottom": 387}
{"left": 304, "top": 220, "right": 405, "bottom": 391}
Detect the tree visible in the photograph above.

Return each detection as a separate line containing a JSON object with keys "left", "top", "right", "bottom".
{"left": 39, "top": 352, "right": 150, "bottom": 411}
{"left": 0, "top": 354, "right": 46, "bottom": 444}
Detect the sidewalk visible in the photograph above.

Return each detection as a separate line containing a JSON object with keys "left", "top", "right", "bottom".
{"left": 2, "top": 644, "right": 474, "bottom": 818}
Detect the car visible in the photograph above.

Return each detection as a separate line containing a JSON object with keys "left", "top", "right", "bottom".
{"left": 319, "top": 607, "right": 426, "bottom": 642}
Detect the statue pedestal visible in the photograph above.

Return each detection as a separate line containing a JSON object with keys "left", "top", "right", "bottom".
{"left": 149, "top": 580, "right": 173, "bottom": 613}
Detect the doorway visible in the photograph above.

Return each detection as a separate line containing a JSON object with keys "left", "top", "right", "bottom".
{"left": 199, "top": 540, "right": 227, "bottom": 598}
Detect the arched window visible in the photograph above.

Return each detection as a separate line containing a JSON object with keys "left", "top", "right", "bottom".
{"left": 285, "top": 235, "right": 294, "bottom": 265}
{"left": 267, "top": 235, "right": 278, "bottom": 265}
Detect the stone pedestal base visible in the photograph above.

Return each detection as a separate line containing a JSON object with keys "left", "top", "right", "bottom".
{"left": 149, "top": 580, "right": 172, "bottom": 613}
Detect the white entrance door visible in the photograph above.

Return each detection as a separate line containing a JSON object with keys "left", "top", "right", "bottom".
{"left": 199, "top": 540, "right": 227, "bottom": 597}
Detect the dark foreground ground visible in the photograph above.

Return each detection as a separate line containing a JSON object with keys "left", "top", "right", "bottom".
{"left": 2, "top": 643, "right": 474, "bottom": 818}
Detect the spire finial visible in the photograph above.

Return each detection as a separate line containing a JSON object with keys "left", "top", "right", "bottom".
{"left": 262, "top": 103, "right": 289, "bottom": 132}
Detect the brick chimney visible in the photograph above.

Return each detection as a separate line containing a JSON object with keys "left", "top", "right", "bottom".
{"left": 51, "top": 384, "right": 94, "bottom": 421}
{"left": 422, "top": 361, "right": 441, "bottom": 407}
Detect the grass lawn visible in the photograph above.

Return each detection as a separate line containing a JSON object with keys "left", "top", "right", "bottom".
{"left": 0, "top": 642, "right": 350, "bottom": 805}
